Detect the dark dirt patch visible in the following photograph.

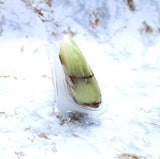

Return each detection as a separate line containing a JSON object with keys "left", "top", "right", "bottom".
{"left": 123, "top": 0, "right": 136, "bottom": 11}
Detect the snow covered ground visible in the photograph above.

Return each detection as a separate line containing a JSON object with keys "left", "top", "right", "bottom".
{"left": 0, "top": 0, "right": 160, "bottom": 158}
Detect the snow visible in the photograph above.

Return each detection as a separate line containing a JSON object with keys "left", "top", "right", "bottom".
{"left": 0, "top": 0, "right": 160, "bottom": 158}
